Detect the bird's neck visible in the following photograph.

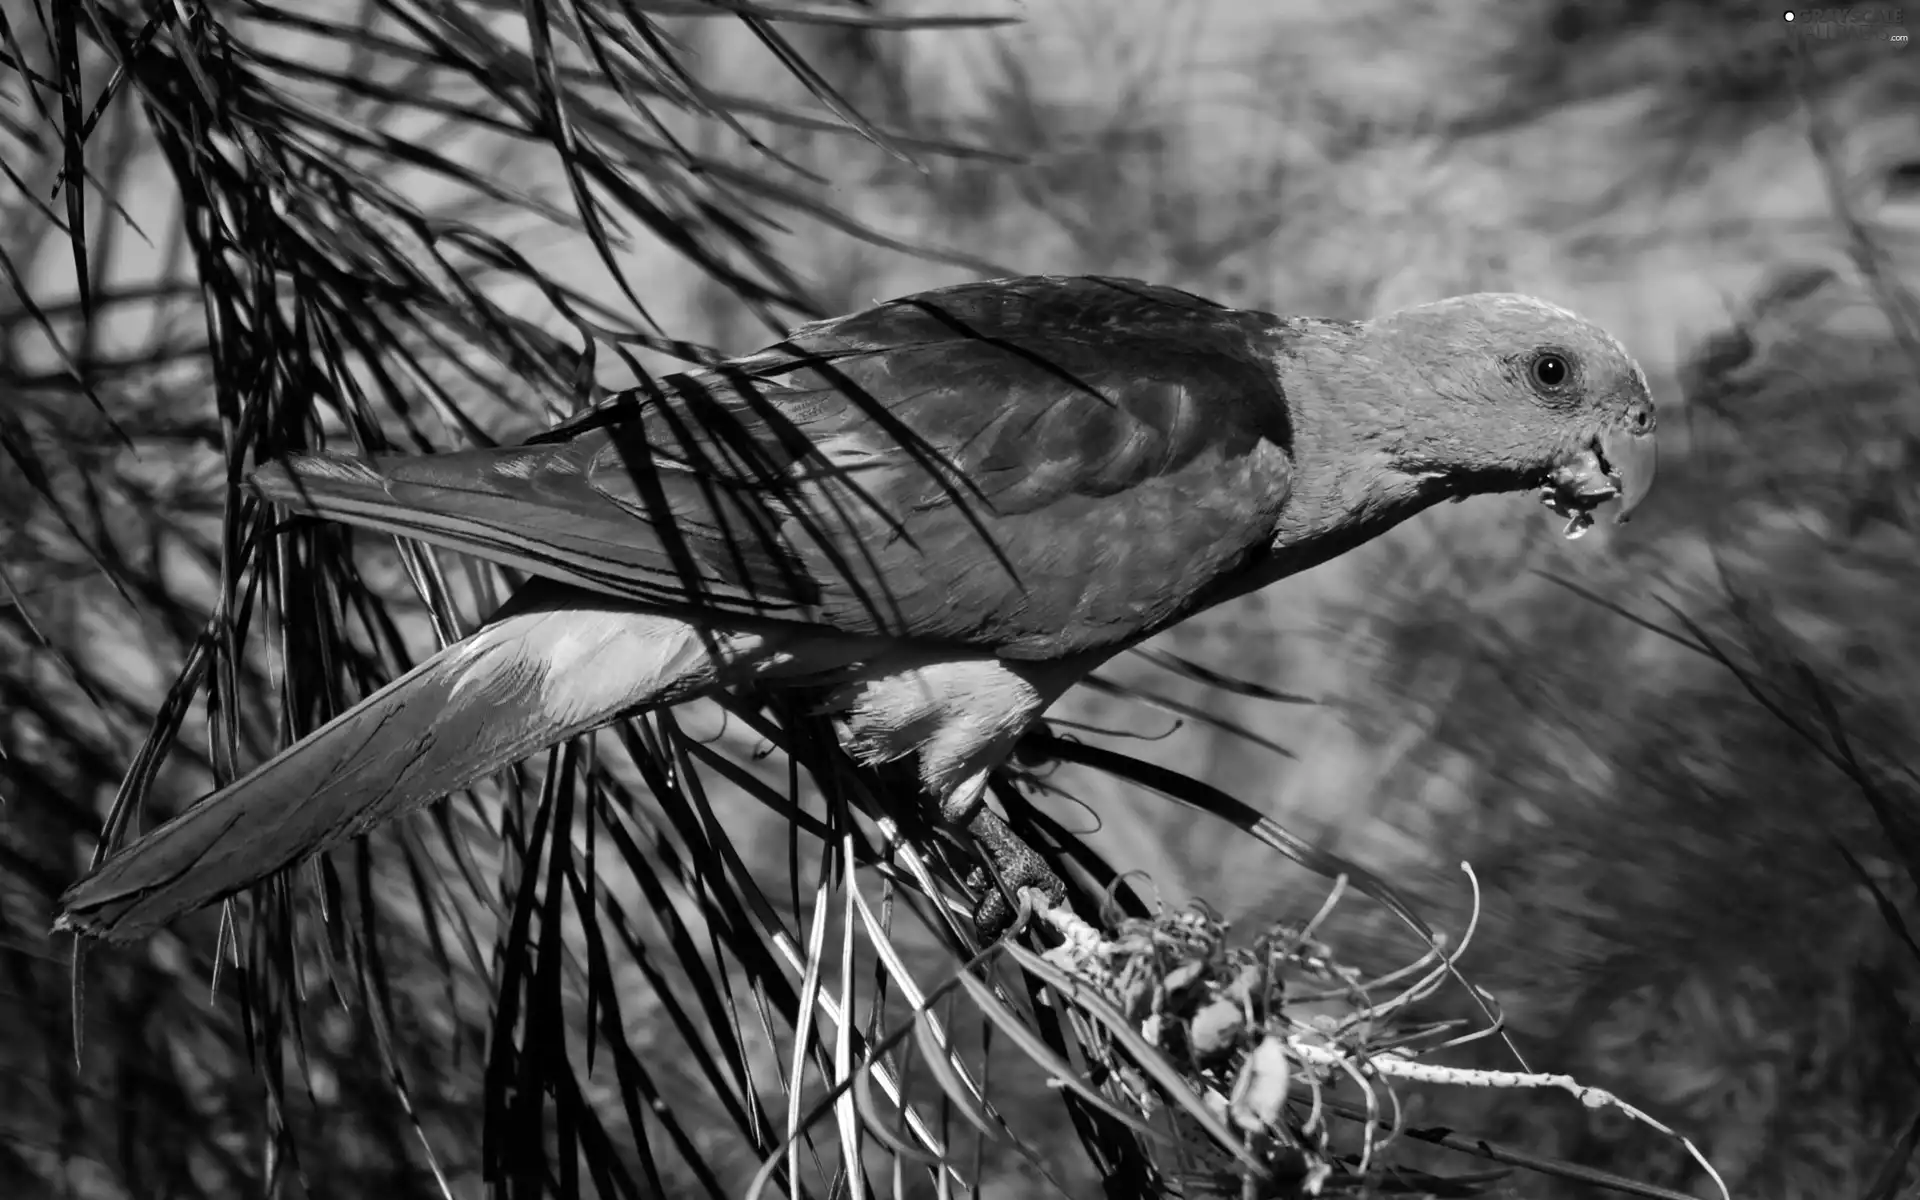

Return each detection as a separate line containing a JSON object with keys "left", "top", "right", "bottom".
{"left": 1219, "top": 469, "right": 1445, "bottom": 605}
{"left": 1258, "top": 323, "right": 1465, "bottom": 568}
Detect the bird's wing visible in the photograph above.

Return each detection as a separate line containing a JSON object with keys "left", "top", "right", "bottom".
{"left": 255, "top": 275, "right": 1299, "bottom": 659}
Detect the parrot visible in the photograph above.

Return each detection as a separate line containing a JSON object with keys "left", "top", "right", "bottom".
{"left": 56, "top": 274, "right": 1657, "bottom": 942}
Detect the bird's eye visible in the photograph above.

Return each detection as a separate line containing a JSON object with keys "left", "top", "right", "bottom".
{"left": 1529, "top": 352, "right": 1570, "bottom": 392}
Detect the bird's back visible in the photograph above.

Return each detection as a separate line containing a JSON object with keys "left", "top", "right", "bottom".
{"left": 258, "top": 275, "right": 1304, "bottom": 658}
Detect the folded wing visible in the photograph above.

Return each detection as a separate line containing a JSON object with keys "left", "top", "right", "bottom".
{"left": 257, "top": 275, "right": 1301, "bottom": 659}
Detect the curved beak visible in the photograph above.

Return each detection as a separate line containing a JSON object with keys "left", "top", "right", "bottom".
{"left": 1541, "top": 404, "right": 1658, "bottom": 538}
{"left": 1600, "top": 421, "right": 1657, "bottom": 524}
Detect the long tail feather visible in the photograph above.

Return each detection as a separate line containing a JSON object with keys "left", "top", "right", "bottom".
{"left": 56, "top": 585, "right": 855, "bottom": 942}
{"left": 251, "top": 454, "right": 644, "bottom": 600}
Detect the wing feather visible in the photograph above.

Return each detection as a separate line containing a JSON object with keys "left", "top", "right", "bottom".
{"left": 256, "top": 275, "right": 1299, "bottom": 658}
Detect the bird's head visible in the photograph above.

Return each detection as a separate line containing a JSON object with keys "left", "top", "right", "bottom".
{"left": 1363, "top": 293, "right": 1658, "bottom": 537}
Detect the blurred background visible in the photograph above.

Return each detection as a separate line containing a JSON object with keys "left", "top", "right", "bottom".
{"left": 3, "top": 1, "right": 1919, "bottom": 1197}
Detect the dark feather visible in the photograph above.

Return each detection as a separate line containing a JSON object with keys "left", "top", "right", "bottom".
{"left": 257, "top": 275, "right": 1299, "bottom": 659}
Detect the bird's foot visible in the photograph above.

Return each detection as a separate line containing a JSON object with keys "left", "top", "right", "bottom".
{"left": 961, "top": 807, "right": 1068, "bottom": 941}
{"left": 936, "top": 769, "right": 1067, "bottom": 940}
